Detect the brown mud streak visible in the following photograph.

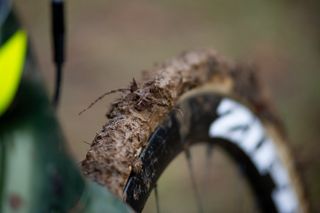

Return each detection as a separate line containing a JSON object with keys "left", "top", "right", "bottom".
{"left": 80, "top": 49, "right": 284, "bottom": 198}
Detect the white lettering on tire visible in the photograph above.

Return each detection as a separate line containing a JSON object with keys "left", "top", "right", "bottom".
{"left": 209, "top": 98, "right": 299, "bottom": 213}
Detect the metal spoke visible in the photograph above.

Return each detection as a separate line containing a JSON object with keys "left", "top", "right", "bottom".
{"left": 205, "top": 144, "right": 214, "bottom": 181}
{"left": 185, "top": 148, "right": 204, "bottom": 213}
{"left": 154, "top": 184, "right": 160, "bottom": 213}
{"left": 235, "top": 170, "right": 243, "bottom": 212}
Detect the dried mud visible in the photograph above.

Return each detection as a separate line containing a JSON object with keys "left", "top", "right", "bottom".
{"left": 81, "top": 49, "right": 282, "bottom": 198}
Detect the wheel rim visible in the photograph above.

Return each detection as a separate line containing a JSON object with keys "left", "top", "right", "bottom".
{"left": 124, "top": 92, "right": 302, "bottom": 213}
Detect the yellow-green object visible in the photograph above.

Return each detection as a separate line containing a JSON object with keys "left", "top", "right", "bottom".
{"left": 0, "top": 30, "right": 27, "bottom": 116}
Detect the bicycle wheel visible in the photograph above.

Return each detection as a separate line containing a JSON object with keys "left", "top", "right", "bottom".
{"left": 81, "top": 50, "right": 308, "bottom": 212}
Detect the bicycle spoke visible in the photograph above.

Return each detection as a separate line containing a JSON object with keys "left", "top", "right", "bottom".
{"left": 185, "top": 148, "right": 204, "bottom": 213}
{"left": 199, "top": 144, "right": 214, "bottom": 211}
{"left": 154, "top": 184, "right": 160, "bottom": 213}
{"left": 205, "top": 144, "right": 214, "bottom": 180}
{"left": 235, "top": 170, "right": 243, "bottom": 212}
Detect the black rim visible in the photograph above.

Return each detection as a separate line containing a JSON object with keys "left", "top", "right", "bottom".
{"left": 123, "top": 92, "right": 295, "bottom": 212}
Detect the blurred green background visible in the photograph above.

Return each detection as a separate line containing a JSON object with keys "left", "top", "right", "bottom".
{"left": 14, "top": 0, "right": 320, "bottom": 211}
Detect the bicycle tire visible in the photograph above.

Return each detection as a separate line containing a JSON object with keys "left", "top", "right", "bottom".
{"left": 81, "top": 50, "right": 308, "bottom": 212}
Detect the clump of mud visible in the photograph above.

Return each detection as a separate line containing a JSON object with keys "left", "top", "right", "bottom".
{"left": 81, "top": 49, "right": 278, "bottom": 197}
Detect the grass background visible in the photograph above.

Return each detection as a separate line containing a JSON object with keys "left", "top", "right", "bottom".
{"left": 15, "top": 0, "right": 320, "bottom": 211}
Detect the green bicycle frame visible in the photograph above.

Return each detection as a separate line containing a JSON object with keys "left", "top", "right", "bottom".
{"left": 0, "top": 3, "right": 130, "bottom": 213}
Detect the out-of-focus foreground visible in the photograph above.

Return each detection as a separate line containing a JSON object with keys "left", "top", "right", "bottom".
{"left": 15, "top": 0, "right": 320, "bottom": 211}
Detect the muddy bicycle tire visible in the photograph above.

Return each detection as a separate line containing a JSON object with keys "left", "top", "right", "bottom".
{"left": 81, "top": 50, "right": 308, "bottom": 212}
